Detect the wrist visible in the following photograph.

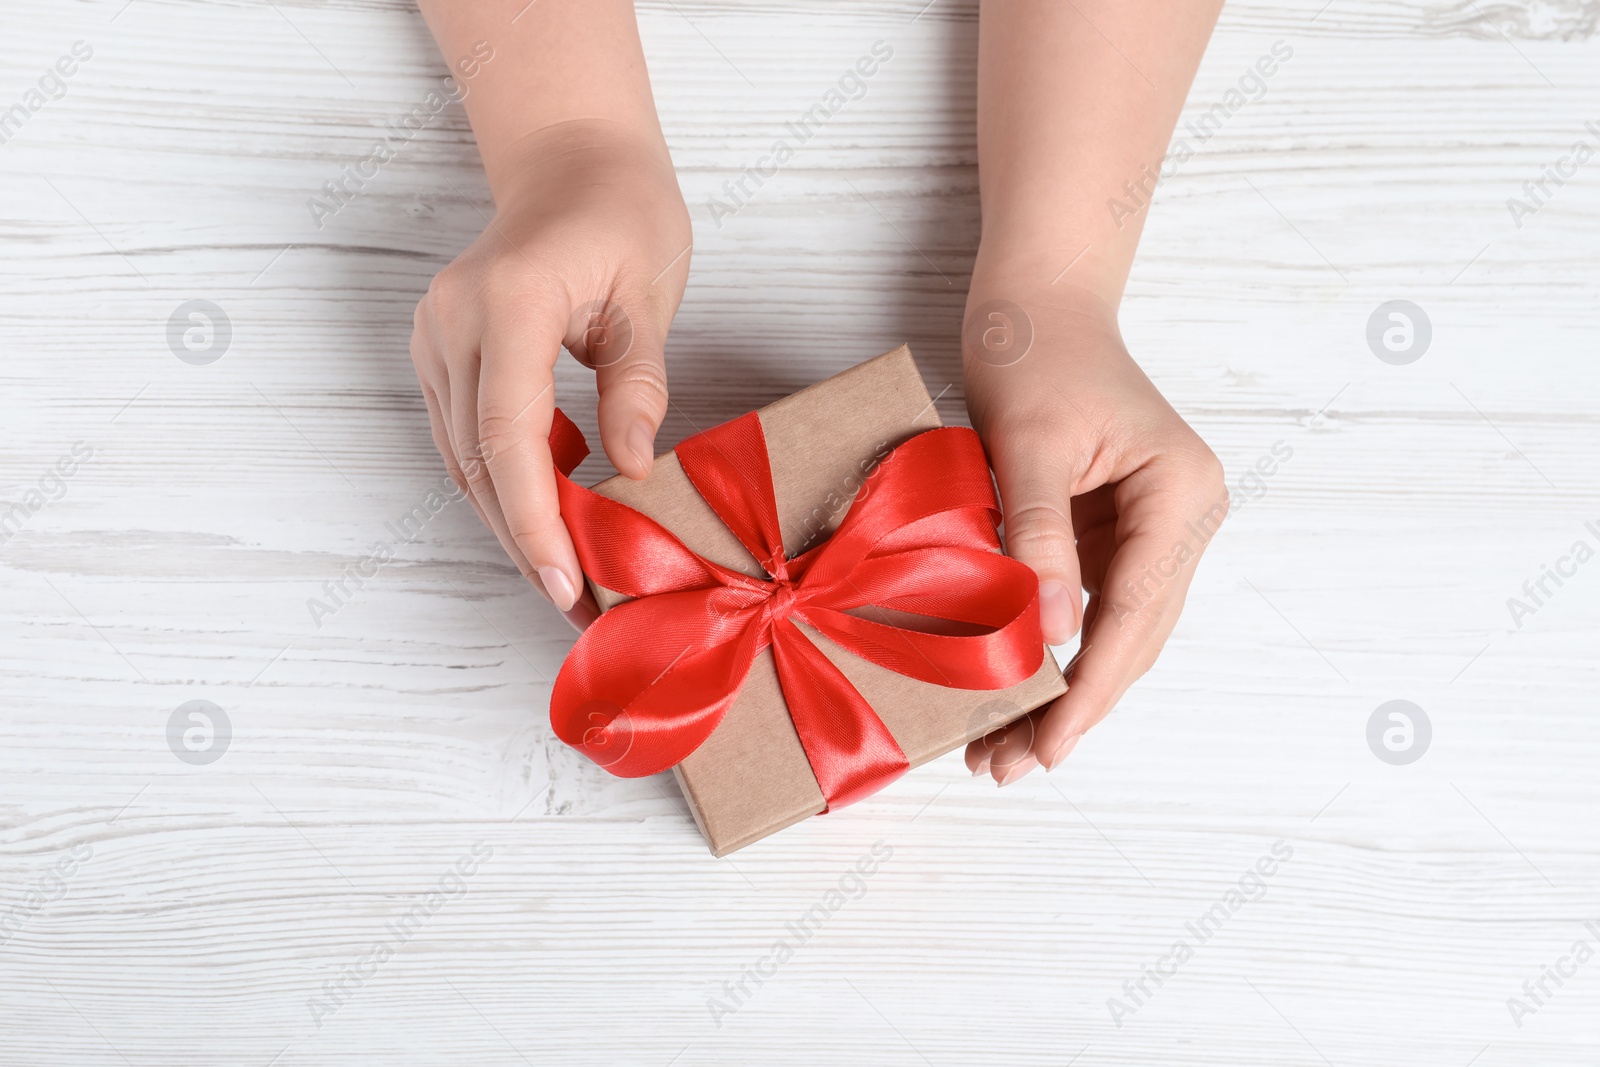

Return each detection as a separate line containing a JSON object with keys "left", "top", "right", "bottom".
{"left": 970, "top": 234, "right": 1128, "bottom": 313}
{"left": 968, "top": 241, "right": 1122, "bottom": 327}
{"left": 961, "top": 249, "right": 1126, "bottom": 434}
{"left": 488, "top": 117, "right": 678, "bottom": 212}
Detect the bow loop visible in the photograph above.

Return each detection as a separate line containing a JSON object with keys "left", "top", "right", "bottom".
{"left": 674, "top": 412, "right": 789, "bottom": 575}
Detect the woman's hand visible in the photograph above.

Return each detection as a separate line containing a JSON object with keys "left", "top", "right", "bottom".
{"left": 410, "top": 119, "right": 691, "bottom": 628}
{"left": 961, "top": 263, "right": 1227, "bottom": 785}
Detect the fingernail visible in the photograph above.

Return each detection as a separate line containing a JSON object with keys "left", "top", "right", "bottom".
{"left": 971, "top": 755, "right": 992, "bottom": 777}
{"left": 1038, "top": 581, "right": 1077, "bottom": 644}
{"left": 996, "top": 757, "right": 1036, "bottom": 787}
{"left": 626, "top": 419, "right": 656, "bottom": 475}
{"left": 538, "top": 566, "right": 579, "bottom": 612}
{"left": 1041, "top": 733, "right": 1081, "bottom": 772}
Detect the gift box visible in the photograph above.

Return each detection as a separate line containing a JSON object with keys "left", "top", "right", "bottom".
{"left": 547, "top": 345, "right": 1067, "bottom": 855}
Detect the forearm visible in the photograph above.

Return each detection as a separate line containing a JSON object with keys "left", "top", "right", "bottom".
{"left": 417, "top": 0, "right": 670, "bottom": 203}
{"left": 975, "top": 0, "right": 1223, "bottom": 306}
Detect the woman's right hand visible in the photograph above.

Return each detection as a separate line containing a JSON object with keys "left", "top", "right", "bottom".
{"left": 410, "top": 119, "right": 692, "bottom": 628}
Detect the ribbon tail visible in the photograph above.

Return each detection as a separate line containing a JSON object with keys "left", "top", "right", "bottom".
{"left": 769, "top": 618, "right": 908, "bottom": 810}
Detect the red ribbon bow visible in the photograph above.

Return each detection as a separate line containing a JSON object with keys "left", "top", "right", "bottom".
{"left": 547, "top": 408, "right": 1046, "bottom": 810}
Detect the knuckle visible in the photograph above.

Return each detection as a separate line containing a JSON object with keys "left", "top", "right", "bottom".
{"left": 1160, "top": 430, "right": 1228, "bottom": 519}
{"left": 1168, "top": 428, "right": 1223, "bottom": 482}
{"left": 425, "top": 266, "right": 464, "bottom": 307}
{"left": 453, "top": 431, "right": 494, "bottom": 488}
{"left": 422, "top": 270, "right": 477, "bottom": 341}
{"left": 611, "top": 361, "right": 670, "bottom": 407}
{"left": 1133, "top": 637, "right": 1167, "bottom": 678}
{"left": 504, "top": 515, "right": 554, "bottom": 553}
{"left": 1187, "top": 441, "right": 1230, "bottom": 517}
{"left": 1192, "top": 442, "right": 1226, "bottom": 490}
{"left": 459, "top": 448, "right": 494, "bottom": 487}
{"left": 1213, "top": 478, "right": 1232, "bottom": 520}
{"left": 1004, "top": 503, "right": 1076, "bottom": 567}
{"left": 1104, "top": 592, "right": 1162, "bottom": 636}
{"left": 476, "top": 412, "right": 528, "bottom": 466}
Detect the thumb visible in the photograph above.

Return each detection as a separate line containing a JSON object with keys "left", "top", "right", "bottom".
{"left": 992, "top": 445, "right": 1083, "bottom": 645}
{"left": 575, "top": 293, "right": 671, "bottom": 480}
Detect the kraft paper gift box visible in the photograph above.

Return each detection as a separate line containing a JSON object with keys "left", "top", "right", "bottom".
{"left": 580, "top": 345, "right": 1067, "bottom": 856}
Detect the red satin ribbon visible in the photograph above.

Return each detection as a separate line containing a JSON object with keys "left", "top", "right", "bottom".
{"left": 547, "top": 408, "right": 1045, "bottom": 810}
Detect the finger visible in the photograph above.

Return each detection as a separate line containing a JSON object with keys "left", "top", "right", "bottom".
{"left": 991, "top": 434, "right": 1085, "bottom": 644}
{"left": 411, "top": 314, "right": 461, "bottom": 489}
{"left": 446, "top": 356, "right": 553, "bottom": 594}
{"left": 996, "top": 754, "right": 1038, "bottom": 787}
{"left": 421, "top": 293, "right": 563, "bottom": 606}
{"left": 424, "top": 382, "right": 471, "bottom": 503}
{"left": 963, "top": 716, "right": 1017, "bottom": 777}
{"left": 1025, "top": 692, "right": 1082, "bottom": 769}
{"left": 561, "top": 586, "right": 601, "bottom": 634}
{"left": 1036, "top": 453, "right": 1228, "bottom": 769}
{"left": 414, "top": 324, "right": 518, "bottom": 552}
{"left": 416, "top": 298, "right": 509, "bottom": 547}
{"left": 984, "top": 712, "right": 1039, "bottom": 785}
{"left": 417, "top": 375, "right": 500, "bottom": 545}
{"left": 583, "top": 292, "right": 670, "bottom": 480}
{"left": 965, "top": 706, "right": 1037, "bottom": 775}
{"left": 963, "top": 732, "right": 998, "bottom": 775}
{"left": 416, "top": 373, "right": 461, "bottom": 490}
{"left": 477, "top": 306, "right": 585, "bottom": 611}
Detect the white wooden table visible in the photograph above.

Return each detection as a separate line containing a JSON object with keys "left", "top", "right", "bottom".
{"left": 3, "top": 0, "right": 1597, "bottom": 1063}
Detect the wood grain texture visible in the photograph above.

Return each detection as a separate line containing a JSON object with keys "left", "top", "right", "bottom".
{"left": 2, "top": 0, "right": 1598, "bottom": 1063}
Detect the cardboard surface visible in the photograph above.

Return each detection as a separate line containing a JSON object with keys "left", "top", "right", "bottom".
{"left": 585, "top": 346, "right": 1068, "bottom": 855}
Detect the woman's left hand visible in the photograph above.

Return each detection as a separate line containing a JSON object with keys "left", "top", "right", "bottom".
{"left": 960, "top": 261, "right": 1229, "bottom": 785}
